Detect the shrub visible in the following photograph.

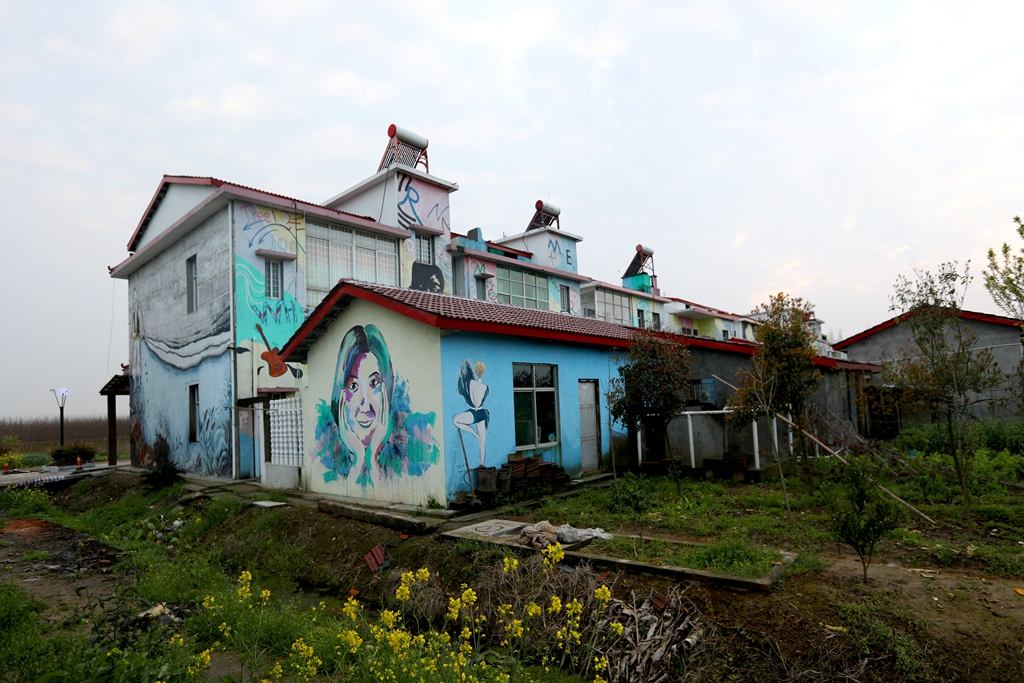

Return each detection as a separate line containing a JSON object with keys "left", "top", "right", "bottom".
{"left": 828, "top": 457, "right": 904, "bottom": 583}
{"left": 0, "top": 434, "right": 21, "bottom": 457}
{"left": 49, "top": 442, "right": 96, "bottom": 466}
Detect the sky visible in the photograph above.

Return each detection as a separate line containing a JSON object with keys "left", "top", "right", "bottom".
{"left": 2, "top": 1, "right": 1023, "bottom": 419}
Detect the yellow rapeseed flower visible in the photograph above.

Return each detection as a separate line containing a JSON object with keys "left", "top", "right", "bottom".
{"left": 595, "top": 584, "right": 611, "bottom": 606}
{"left": 460, "top": 587, "right": 477, "bottom": 607}
{"left": 396, "top": 583, "right": 412, "bottom": 601}
{"left": 548, "top": 595, "right": 562, "bottom": 614}
{"left": 502, "top": 556, "right": 519, "bottom": 573}
{"left": 381, "top": 609, "right": 400, "bottom": 629}
{"left": 343, "top": 597, "right": 361, "bottom": 621}
{"left": 610, "top": 621, "right": 624, "bottom": 637}
{"left": 526, "top": 602, "right": 541, "bottom": 617}
{"left": 416, "top": 567, "right": 430, "bottom": 582}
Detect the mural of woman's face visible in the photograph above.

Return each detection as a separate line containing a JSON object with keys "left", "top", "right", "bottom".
{"left": 342, "top": 352, "right": 385, "bottom": 447}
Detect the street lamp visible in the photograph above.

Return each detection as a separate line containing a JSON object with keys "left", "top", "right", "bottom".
{"left": 50, "top": 388, "right": 68, "bottom": 446}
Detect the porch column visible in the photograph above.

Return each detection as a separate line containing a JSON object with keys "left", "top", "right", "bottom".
{"left": 107, "top": 393, "right": 117, "bottom": 466}
{"left": 752, "top": 419, "right": 760, "bottom": 470}
{"left": 686, "top": 413, "right": 695, "bottom": 468}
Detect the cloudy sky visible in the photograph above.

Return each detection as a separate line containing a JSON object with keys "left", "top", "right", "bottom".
{"left": 2, "top": 1, "right": 1023, "bottom": 418}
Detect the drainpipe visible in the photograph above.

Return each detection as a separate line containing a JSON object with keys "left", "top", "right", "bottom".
{"left": 229, "top": 200, "right": 238, "bottom": 481}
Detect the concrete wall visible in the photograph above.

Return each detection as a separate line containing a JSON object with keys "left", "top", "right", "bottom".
{"left": 302, "top": 298, "right": 446, "bottom": 506}
{"left": 440, "top": 332, "right": 617, "bottom": 500}
{"left": 233, "top": 201, "right": 308, "bottom": 401}
{"left": 396, "top": 171, "right": 453, "bottom": 295}
{"left": 128, "top": 206, "right": 233, "bottom": 477}
{"left": 842, "top": 317, "right": 1020, "bottom": 418}
{"left": 134, "top": 183, "right": 217, "bottom": 251}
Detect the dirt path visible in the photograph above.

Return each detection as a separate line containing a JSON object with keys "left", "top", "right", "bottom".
{"left": 1, "top": 518, "right": 120, "bottom": 622}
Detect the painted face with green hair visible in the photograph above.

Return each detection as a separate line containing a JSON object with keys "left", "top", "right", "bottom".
{"left": 331, "top": 325, "right": 394, "bottom": 469}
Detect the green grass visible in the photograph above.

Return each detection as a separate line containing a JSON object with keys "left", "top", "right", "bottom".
{"left": 20, "top": 550, "right": 50, "bottom": 562}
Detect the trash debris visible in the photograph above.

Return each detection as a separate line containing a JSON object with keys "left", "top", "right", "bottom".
{"left": 1013, "top": 588, "right": 1024, "bottom": 597}
{"left": 602, "top": 586, "right": 708, "bottom": 681}
{"left": 517, "top": 520, "right": 612, "bottom": 548}
{"left": 824, "top": 624, "right": 847, "bottom": 633}
{"left": 364, "top": 544, "right": 386, "bottom": 572}
{"left": 251, "top": 500, "right": 287, "bottom": 508}
{"left": 966, "top": 545, "right": 977, "bottom": 557}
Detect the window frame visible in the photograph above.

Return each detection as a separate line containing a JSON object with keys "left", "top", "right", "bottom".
{"left": 306, "top": 220, "right": 398, "bottom": 306}
{"left": 637, "top": 309, "right": 646, "bottom": 328}
{"left": 415, "top": 233, "right": 434, "bottom": 265}
{"left": 185, "top": 255, "right": 198, "bottom": 314}
{"left": 512, "top": 363, "right": 559, "bottom": 449}
{"left": 188, "top": 384, "right": 200, "bottom": 443}
{"left": 560, "top": 285, "right": 571, "bottom": 313}
{"left": 265, "top": 259, "right": 282, "bottom": 300}
{"left": 496, "top": 265, "right": 549, "bottom": 310}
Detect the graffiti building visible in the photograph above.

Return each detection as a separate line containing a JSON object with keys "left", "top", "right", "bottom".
{"left": 109, "top": 123, "right": 873, "bottom": 502}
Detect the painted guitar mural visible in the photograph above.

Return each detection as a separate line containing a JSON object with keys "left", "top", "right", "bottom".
{"left": 255, "top": 323, "right": 288, "bottom": 377}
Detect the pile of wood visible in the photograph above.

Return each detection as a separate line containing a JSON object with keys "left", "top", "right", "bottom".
{"left": 500, "top": 455, "right": 570, "bottom": 493}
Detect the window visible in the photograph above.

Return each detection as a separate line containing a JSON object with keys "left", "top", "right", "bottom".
{"left": 652, "top": 312, "right": 661, "bottom": 329}
{"left": 691, "top": 378, "right": 717, "bottom": 406}
{"left": 307, "top": 220, "right": 398, "bottom": 306}
{"left": 513, "top": 363, "right": 558, "bottom": 448}
{"left": 186, "top": 256, "right": 197, "bottom": 313}
{"left": 560, "top": 285, "right": 571, "bottom": 313}
{"left": 637, "top": 309, "right": 646, "bottom": 328}
{"left": 581, "top": 290, "right": 596, "bottom": 317}
{"left": 415, "top": 234, "right": 434, "bottom": 265}
{"left": 475, "top": 278, "right": 487, "bottom": 301}
{"left": 587, "top": 289, "right": 630, "bottom": 325}
{"left": 721, "top": 329, "right": 730, "bottom": 340}
{"left": 188, "top": 384, "right": 200, "bottom": 442}
{"left": 265, "top": 260, "right": 282, "bottom": 300}
{"left": 497, "top": 266, "right": 549, "bottom": 309}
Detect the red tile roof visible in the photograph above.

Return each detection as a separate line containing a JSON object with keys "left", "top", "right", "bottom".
{"left": 282, "top": 281, "right": 634, "bottom": 361}
{"left": 281, "top": 281, "right": 881, "bottom": 374}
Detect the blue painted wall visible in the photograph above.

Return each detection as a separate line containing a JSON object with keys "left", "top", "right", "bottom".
{"left": 133, "top": 340, "right": 233, "bottom": 477}
{"left": 440, "top": 332, "right": 617, "bottom": 500}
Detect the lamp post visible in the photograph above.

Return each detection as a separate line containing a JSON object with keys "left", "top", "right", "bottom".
{"left": 50, "top": 388, "right": 68, "bottom": 446}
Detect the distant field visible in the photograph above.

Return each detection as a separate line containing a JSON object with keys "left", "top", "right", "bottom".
{"left": 0, "top": 415, "right": 130, "bottom": 455}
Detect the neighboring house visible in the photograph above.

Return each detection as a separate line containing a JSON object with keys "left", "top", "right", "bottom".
{"left": 278, "top": 281, "right": 627, "bottom": 505}
{"left": 833, "top": 309, "right": 1022, "bottom": 433}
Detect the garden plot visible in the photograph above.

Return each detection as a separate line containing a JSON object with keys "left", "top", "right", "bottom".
{"left": 442, "top": 519, "right": 795, "bottom": 591}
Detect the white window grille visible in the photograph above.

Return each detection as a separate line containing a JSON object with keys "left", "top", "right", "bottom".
{"left": 269, "top": 397, "right": 303, "bottom": 467}
{"left": 415, "top": 234, "right": 434, "bottom": 264}
{"left": 265, "top": 260, "right": 282, "bottom": 300}
{"left": 306, "top": 220, "right": 397, "bottom": 306}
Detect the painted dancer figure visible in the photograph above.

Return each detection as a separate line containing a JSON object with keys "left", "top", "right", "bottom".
{"left": 453, "top": 360, "right": 490, "bottom": 466}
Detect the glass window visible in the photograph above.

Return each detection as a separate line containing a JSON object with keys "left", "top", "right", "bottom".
{"left": 188, "top": 384, "right": 199, "bottom": 443}
{"left": 560, "top": 285, "right": 570, "bottom": 312}
{"left": 265, "top": 260, "right": 282, "bottom": 300}
{"left": 594, "top": 289, "right": 630, "bottom": 325}
{"left": 652, "top": 312, "right": 661, "bottom": 329}
{"left": 415, "top": 234, "right": 433, "bottom": 264}
{"left": 512, "top": 363, "right": 559, "bottom": 448}
{"left": 637, "top": 309, "right": 646, "bottom": 328}
{"left": 306, "top": 220, "right": 397, "bottom": 306}
{"left": 186, "top": 256, "right": 197, "bottom": 313}
{"left": 496, "top": 266, "right": 548, "bottom": 310}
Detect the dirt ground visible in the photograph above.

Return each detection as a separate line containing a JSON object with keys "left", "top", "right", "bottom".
{"left": 4, "top": 474, "right": 1024, "bottom": 682}
{"left": 1, "top": 518, "right": 119, "bottom": 622}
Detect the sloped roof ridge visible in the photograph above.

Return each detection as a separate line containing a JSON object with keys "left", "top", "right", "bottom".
{"left": 128, "top": 175, "right": 379, "bottom": 252}
{"left": 834, "top": 308, "right": 1022, "bottom": 349}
